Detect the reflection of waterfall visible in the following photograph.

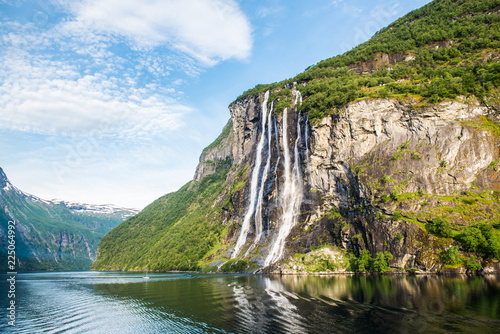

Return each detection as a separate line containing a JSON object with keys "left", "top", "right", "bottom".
{"left": 263, "top": 277, "right": 304, "bottom": 332}
{"left": 233, "top": 91, "right": 270, "bottom": 258}
{"left": 265, "top": 107, "right": 303, "bottom": 267}
{"left": 246, "top": 102, "right": 274, "bottom": 256}
{"left": 231, "top": 277, "right": 306, "bottom": 333}
{"left": 232, "top": 285, "right": 267, "bottom": 332}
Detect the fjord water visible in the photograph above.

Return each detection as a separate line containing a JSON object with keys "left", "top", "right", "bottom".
{"left": 1, "top": 272, "right": 500, "bottom": 333}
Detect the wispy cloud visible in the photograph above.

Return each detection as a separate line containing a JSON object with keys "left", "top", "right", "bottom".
{"left": 303, "top": 0, "right": 344, "bottom": 17}
{"left": 0, "top": 0, "right": 252, "bottom": 208}
{"left": 0, "top": 0, "right": 253, "bottom": 137}
{"left": 256, "top": 6, "right": 285, "bottom": 19}
{"left": 341, "top": 3, "right": 363, "bottom": 18}
{"left": 0, "top": 49, "right": 187, "bottom": 137}
{"left": 68, "top": 0, "right": 253, "bottom": 66}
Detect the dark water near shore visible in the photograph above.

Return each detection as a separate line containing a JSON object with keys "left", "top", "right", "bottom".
{"left": 1, "top": 272, "right": 499, "bottom": 333}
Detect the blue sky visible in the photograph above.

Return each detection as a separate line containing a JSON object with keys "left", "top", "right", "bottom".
{"left": 0, "top": 0, "right": 431, "bottom": 209}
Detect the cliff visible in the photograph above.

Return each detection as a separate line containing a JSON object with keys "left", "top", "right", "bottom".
{"left": 92, "top": 0, "right": 500, "bottom": 274}
{"left": 92, "top": 92, "right": 500, "bottom": 274}
{"left": 218, "top": 93, "right": 499, "bottom": 273}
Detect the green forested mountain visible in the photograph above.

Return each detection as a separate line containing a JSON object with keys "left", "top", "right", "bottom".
{"left": 93, "top": 167, "right": 231, "bottom": 271}
{"left": 93, "top": 0, "right": 500, "bottom": 274}
{"left": 241, "top": 0, "right": 500, "bottom": 121}
{"left": 0, "top": 168, "right": 137, "bottom": 271}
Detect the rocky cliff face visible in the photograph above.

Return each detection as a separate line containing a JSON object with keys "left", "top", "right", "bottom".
{"left": 196, "top": 92, "right": 499, "bottom": 273}
{"left": 194, "top": 120, "right": 234, "bottom": 182}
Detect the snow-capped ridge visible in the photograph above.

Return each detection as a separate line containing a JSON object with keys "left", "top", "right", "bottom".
{"left": 0, "top": 167, "right": 138, "bottom": 218}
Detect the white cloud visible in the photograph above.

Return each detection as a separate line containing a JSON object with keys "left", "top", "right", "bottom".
{"left": 256, "top": 6, "right": 285, "bottom": 19}
{"left": 303, "top": 0, "right": 344, "bottom": 17}
{"left": 0, "top": 50, "right": 187, "bottom": 137}
{"left": 341, "top": 3, "right": 363, "bottom": 18}
{"left": 0, "top": 0, "right": 253, "bottom": 208}
{"left": 0, "top": 0, "right": 252, "bottom": 136}
{"left": 69, "top": 0, "right": 253, "bottom": 65}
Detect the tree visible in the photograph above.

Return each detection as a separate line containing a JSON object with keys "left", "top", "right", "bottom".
{"left": 372, "top": 251, "right": 394, "bottom": 272}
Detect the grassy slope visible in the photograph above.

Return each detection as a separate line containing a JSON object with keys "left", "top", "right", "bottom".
{"left": 92, "top": 168, "right": 232, "bottom": 271}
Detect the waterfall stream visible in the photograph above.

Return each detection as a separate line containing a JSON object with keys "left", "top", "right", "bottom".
{"left": 304, "top": 115, "right": 311, "bottom": 180}
{"left": 264, "top": 107, "right": 303, "bottom": 267}
{"left": 293, "top": 89, "right": 302, "bottom": 105}
{"left": 245, "top": 102, "right": 274, "bottom": 256}
{"left": 233, "top": 88, "right": 307, "bottom": 266}
{"left": 232, "top": 91, "right": 270, "bottom": 258}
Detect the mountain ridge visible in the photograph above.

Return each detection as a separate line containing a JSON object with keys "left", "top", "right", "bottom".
{"left": 0, "top": 167, "right": 137, "bottom": 271}
{"left": 93, "top": 0, "right": 500, "bottom": 274}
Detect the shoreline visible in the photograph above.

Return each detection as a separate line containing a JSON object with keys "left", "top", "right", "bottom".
{"left": 8, "top": 268, "right": 500, "bottom": 277}
{"left": 89, "top": 267, "right": 500, "bottom": 277}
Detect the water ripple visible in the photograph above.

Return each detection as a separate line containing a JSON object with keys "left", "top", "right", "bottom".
{"left": 2, "top": 272, "right": 500, "bottom": 333}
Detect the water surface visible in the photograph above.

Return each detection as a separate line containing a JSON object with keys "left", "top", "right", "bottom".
{"left": 1, "top": 272, "right": 499, "bottom": 333}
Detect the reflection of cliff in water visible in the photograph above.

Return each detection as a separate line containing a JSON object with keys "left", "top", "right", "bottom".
{"left": 276, "top": 274, "right": 500, "bottom": 320}
{"left": 87, "top": 273, "right": 500, "bottom": 333}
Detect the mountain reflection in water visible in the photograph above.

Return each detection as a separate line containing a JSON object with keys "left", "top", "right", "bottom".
{"left": 1, "top": 272, "right": 499, "bottom": 333}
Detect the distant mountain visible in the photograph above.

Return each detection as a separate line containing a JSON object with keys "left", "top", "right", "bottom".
{"left": 0, "top": 167, "right": 138, "bottom": 271}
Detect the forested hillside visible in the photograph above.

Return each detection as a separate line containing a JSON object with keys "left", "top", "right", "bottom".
{"left": 0, "top": 168, "right": 137, "bottom": 271}
{"left": 241, "top": 0, "right": 500, "bottom": 122}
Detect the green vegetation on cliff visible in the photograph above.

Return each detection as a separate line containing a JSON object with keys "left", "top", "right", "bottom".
{"left": 201, "top": 120, "right": 233, "bottom": 155}
{"left": 0, "top": 168, "right": 131, "bottom": 271}
{"left": 350, "top": 124, "right": 500, "bottom": 270}
{"left": 350, "top": 250, "right": 394, "bottom": 273}
{"left": 238, "top": 0, "right": 500, "bottom": 122}
{"left": 92, "top": 167, "right": 232, "bottom": 272}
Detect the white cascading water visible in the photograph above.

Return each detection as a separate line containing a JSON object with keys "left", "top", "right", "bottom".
{"left": 264, "top": 107, "right": 303, "bottom": 266}
{"left": 293, "top": 114, "right": 304, "bottom": 202}
{"left": 232, "top": 90, "right": 270, "bottom": 259}
{"left": 274, "top": 115, "right": 280, "bottom": 157}
{"left": 304, "top": 115, "right": 309, "bottom": 156}
{"left": 245, "top": 101, "right": 274, "bottom": 256}
{"left": 293, "top": 89, "right": 302, "bottom": 105}
{"left": 304, "top": 115, "right": 311, "bottom": 179}
{"left": 273, "top": 116, "right": 281, "bottom": 213}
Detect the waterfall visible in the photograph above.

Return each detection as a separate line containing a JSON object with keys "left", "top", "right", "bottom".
{"left": 231, "top": 87, "right": 309, "bottom": 265}
{"left": 293, "top": 113, "right": 304, "bottom": 208}
{"left": 273, "top": 116, "right": 280, "bottom": 157}
{"left": 304, "top": 115, "right": 309, "bottom": 156}
{"left": 232, "top": 91, "right": 270, "bottom": 259}
{"left": 293, "top": 89, "right": 302, "bottom": 105}
{"left": 264, "top": 109, "right": 303, "bottom": 266}
{"left": 245, "top": 101, "right": 274, "bottom": 256}
{"left": 273, "top": 116, "right": 281, "bottom": 208}
{"left": 304, "top": 115, "right": 311, "bottom": 179}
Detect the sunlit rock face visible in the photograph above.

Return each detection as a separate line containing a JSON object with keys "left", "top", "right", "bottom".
{"left": 198, "top": 90, "right": 499, "bottom": 272}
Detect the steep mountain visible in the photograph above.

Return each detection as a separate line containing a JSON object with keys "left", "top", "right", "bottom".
{"left": 0, "top": 168, "right": 138, "bottom": 271}
{"left": 93, "top": 0, "right": 500, "bottom": 274}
